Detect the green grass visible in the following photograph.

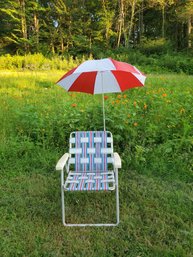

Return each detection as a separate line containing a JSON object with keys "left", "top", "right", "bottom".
{"left": 0, "top": 70, "right": 193, "bottom": 257}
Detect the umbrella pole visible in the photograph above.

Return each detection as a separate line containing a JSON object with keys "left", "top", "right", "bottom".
{"left": 101, "top": 72, "right": 106, "bottom": 131}
{"left": 102, "top": 93, "right": 106, "bottom": 131}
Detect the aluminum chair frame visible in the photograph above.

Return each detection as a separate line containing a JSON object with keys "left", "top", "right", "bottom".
{"left": 56, "top": 131, "right": 121, "bottom": 227}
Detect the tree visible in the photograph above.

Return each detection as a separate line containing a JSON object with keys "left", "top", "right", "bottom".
{"left": 116, "top": 0, "right": 144, "bottom": 47}
{"left": 18, "top": 0, "right": 28, "bottom": 52}
{"left": 117, "top": 0, "right": 125, "bottom": 47}
{"left": 99, "top": 0, "right": 116, "bottom": 48}
{"left": 125, "top": 0, "right": 140, "bottom": 47}
{"left": 0, "top": 0, "right": 28, "bottom": 54}
{"left": 177, "top": 0, "right": 193, "bottom": 48}
{"left": 0, "top": 0, "right": 192, "bottom": 55}
{"left": 149, "top": 0, "right": 174, "bottom": 38}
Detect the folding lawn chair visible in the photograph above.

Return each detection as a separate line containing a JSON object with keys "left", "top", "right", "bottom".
{"left": 56, "top": 131, "right": 121, "bottom": 226}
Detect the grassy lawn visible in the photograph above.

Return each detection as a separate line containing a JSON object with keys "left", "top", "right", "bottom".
{"left": 0, "top": 70, "right": 193, "bottom": 257}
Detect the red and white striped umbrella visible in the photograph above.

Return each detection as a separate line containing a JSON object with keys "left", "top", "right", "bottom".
{"left": 57, "top": 58, "right": 146, "bottom": 94}
{"left": 56, "top": 58, "right": 146, "bottom": 130}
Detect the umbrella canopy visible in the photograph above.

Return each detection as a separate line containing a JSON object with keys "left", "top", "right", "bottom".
{"left": 56, "top": 58, "right": 146, "bottom": 130}
{"left": 57, "top": 58, "right": 146, "bottom": 94}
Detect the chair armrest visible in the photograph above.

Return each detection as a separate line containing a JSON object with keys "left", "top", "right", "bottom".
{"left": 56, "top": 153, "right": 69, "bottom": 171}
{"left": 113, "top": 152, "right": 121, "bottom": 169}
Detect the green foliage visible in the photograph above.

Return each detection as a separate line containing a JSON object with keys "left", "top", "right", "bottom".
{"left": 0, "top": 53, "right": 81, "bottom": 71}
{"left": 137, "top": 38, "right": 172, "bottom": 55}
{"left": 0, "top": 71, "right": 193, "bottom": 256}
{"left": 159, "top": 54, "right": 193, "bottom": 74}
{"left": 0, "top": 52, "right": 193, "bottom": 75}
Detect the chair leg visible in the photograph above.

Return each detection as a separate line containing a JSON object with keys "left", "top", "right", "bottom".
{"left": 115, "top": 169, "right": 120, "bottom": 225}
{"left": 61, "top": 186, "right": 66, "bottom": 225}
{"left": 61, "top": 170, "right": 66, "bottom": 225}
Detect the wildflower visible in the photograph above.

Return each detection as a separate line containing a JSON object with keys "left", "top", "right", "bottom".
{"left": 162, "top": 93, "right": 167, "bottom": 97}
{"left": 123, "top": 94, "right": 127, "bottom": 98}
{"left": 116, "top": 100, "right": 120, "bottom": 104}
{"left": 117, "top": 94, "right": 121, "bottom": 99}
{"left": 104, "top": 95, "right": 108, "bottom": 100}
{"left": 133, "top": 122, "right": 138, "bottom": 127}
{"left": 71, "top": 103, "right": 77, "bottom": 107}
{"left": 144, "top": 104, "right": 148, "bottom": 110}
{"left": 112, "top": 101, "right": 115, "bottom": 105}
{"left": 133, "top": 101, "right": 137, "bottom": 107}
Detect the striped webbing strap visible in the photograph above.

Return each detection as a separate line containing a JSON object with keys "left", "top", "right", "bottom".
{"left": 64, "top": 171, "right": 115, "bottom": 191}
{"left": 69, "top": 131, "right": 113, "bottom": 172}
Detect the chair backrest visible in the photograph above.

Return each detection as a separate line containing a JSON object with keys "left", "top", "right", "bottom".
{"left": 68, "top": 131, "right": 114, "bottom": 172}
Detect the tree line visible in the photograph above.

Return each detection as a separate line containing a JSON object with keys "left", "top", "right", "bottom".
{"left": 0, "top": 0, "right": 192, "bottom": 56}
